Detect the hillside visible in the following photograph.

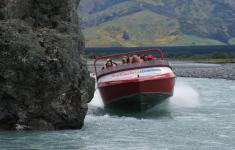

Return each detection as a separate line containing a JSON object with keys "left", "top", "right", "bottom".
{"left": 78, "top": 0, "right": 235, "bottom": 47}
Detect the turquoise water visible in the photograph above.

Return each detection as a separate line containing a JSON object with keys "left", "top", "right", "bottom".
{"left": 0, "top": 78, "right": 235, "bottom": 150}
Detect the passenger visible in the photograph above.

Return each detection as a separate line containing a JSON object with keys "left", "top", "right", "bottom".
{"left": 139, "top": 57, "right": 144, "bottom": 63}
{"left": 121, "top": 56, "right": 128, "bottom": 64}
{"left": 132, "top": 55, "right": 140, "bottom": 63}
{"left": 127, "top": 56, "right": 133, "bottom": 64}
{"left": 110, "top": 59, "right": 118, "bottom": 67}
{"left": 105, "top": 60, "right": 113, "bottom": 68}
{"left": 147, "top": 54, "right": 154, "bottom": 61}
{"left": 140, "top": 55, "right": 146, "bottom": 62}
{"left": 137, "top": 55, "right": 144, "bottom": 62}
{"left": 102, "top": 58, "right": 117, "bottom": 70}
{"left": 143, "top": 55, "right": 148, "bottom": 61}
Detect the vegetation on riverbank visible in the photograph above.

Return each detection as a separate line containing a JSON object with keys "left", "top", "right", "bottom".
{"left": 86, "top": 53, "right": 235, "bottom": 62}
{"left": 85, "top": 46, "right": 235, "bottom": 62}
{"left": 79, "top": 0, "right": 235, "bottom": 47}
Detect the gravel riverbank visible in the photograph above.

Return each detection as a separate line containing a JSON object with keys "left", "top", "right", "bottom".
{"left": 87, "top": 60, "right": 235, "bottom": 80}
{"left": 172, "top": 62, "right": 235, "bottom": 80}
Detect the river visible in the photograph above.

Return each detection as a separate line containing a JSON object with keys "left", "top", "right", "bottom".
{"left": 0, "top": 77, "right": 234, "bottom": 150}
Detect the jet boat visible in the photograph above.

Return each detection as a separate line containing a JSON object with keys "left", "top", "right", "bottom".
{"left": 93, "top": 48, "right": 176, "bottom": 111}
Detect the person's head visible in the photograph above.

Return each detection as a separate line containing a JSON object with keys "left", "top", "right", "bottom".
{"left": 143, "top": 55, "right": 148, "bottom": 61}
{"left": 106, "top": 58, "right": 112, "bottom": 63}
{"left": 132, "top": 55, "right": 139, "bottom": 63}
{"left": 127, "top": 56, "right": 132, "bottom": 63}
{"left": 121, "top": 56, "right": 128, "bottom": 64}
{"left": 147, "top": 54, "right": 154, "bottom": 60}
{"left": 106, "top": 59, "right": 113, "bottom": 67}
{"left": 106, "top": 61, "right": 112, "bottom": 67}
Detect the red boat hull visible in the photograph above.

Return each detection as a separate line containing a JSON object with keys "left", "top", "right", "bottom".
{"left": 98, "top": 73, "right": 176, "bottom": 111}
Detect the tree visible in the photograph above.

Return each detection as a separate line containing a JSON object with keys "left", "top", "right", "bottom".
{"left": 122, "top": 31, "right": 130, "bottom": 40}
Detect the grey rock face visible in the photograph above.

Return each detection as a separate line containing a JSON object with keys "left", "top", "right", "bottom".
{"left": 0, "top": 0, "right": 95, "bottom": 130}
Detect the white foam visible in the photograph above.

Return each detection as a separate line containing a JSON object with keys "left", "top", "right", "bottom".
{"left": 169, "top": 80, "right": 200, "bottom": 108}
{"left": 89, "top": 88, "right": 104, "bottom": 108}
{"left": 89, "top": 79, "right": 200, "bottom": 110}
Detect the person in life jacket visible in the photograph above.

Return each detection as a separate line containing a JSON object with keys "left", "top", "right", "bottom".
{"left": 132, "top": 55, "right": 140, "bottom": 63}
{"left": 127, "top": 56, "right": 133, "bottom": 64}
{"left": 102, "top": 58, "right": 117, "bottom": 70}
{"left": 147, "top": 54, "right": 154, "bottom": 60}
{"left": 121, "top": 56, "right": 128, "bottom": 64}
{"left": 140, "top": 55, "right": 147, "bottom": 62}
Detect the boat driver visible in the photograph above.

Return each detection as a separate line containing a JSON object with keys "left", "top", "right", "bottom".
{"left": 102, "top": 58, "right": 117, "bottom": 70}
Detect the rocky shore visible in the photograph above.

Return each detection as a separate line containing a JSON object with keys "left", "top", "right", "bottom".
{"left": 87, "top": 60, "right": 235, "bottom": 80}
{"left": 172, "top": 62, "right": 235, "bottom": 80}
{"left": 0, "top": 0, "right": 95, "bottom": 130}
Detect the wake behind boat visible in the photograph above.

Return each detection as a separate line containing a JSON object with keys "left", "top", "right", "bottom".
{"left": 93, "top": 48, "right": 176, "bottom": 111}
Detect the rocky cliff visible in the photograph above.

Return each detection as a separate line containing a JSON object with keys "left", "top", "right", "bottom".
{"left": 0, "top": 0, "right": 95, "bottom": 130}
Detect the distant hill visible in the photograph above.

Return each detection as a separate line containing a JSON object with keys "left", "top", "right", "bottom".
{"left": 78, "top": 0, "right": 235, "bottom": 47}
